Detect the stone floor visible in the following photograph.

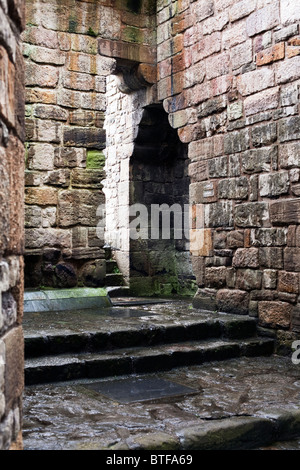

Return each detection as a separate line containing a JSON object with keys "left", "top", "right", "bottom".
{"left": 23, "top": 355, "right": 300, "bottom": 450}
{"left": 22, "top": 296, "right": 300, "bottom": 451}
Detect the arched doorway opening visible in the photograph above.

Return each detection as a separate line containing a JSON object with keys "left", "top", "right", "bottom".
{"left": 129, "top": 104, "right": 196, "bottom": 296}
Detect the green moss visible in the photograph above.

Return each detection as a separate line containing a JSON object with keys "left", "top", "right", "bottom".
{"left": 87, "top": 27, "right": 97, "bottom": 37}
{"left": 68, "top": 18, "right": 77, "bottom": 33}
{"left": 122, "top": 25, "right": 144, "bottom": 44}
{"left": 86, "top": 150, "right": 105, "bottom": 169}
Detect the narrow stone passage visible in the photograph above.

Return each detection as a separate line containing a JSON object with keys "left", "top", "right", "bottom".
{"left": 22, "top": 295, "right": 300, "bottom": 450}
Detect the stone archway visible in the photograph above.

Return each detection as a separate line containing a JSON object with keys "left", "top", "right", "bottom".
{"left": 129, "top": 104, "right": 195, "bottom": 296}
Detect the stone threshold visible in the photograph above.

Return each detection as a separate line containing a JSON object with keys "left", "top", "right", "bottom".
{"left": 106, "top": 409, "right": 300, "bottom": 450}
{"left": 24, "top": 287, "right": 112, "bottom": 312}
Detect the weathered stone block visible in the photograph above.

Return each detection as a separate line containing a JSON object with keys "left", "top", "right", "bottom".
{"left": 259, "top": 247, "right": 283, "bottom": 269}
{"left": 0, "top": 46, "right": 15, "bottom": 126}
{"left": 63, "top": 71, "right": 95, "bottom": 91}
{"left": 231, "top": 39, "right": 253, "bottom": 70}
{"left": 224, "top": 129, "right": 250, "bottom": 154}
{"left": 188, "top": 160, "right": 208, "bottom": 183}
{"left": 26, "top": 88, "right": 56, "bottom": 105}
{"left": 281, "top": 0, "right": 300, "bottom": 25}
{"left": 276, "top": 55, "right": 300, "bottom": 83}
{"left": 205, "top": 266, "right": 227, "bottom": 288}
{"left": 205, "top": 201, "right": 233, "bottom": 228}
{"left": 69, "top": 110, "right": 104, "bottom": 127}
{"left": 274, "top": 24, "right": 298, "bottom": 43}
{"left": 36, "top": 119, "right": 62, "bottom": 144}
{"left": 79, "top": 260, "right": 106, "bottom": 287}
{"left": 218, "top": 177, "right": 248, "bottom": 199}
{"left": 57, "top": 89, "right": 81, "bottom": 109}
{"left": 27, "top": 143, "right": 55, "bottom": 170}
{"left": 25, "top": 228, "right": 71, "bottom": 250}
{"left": 33, "top": 105, "right": 68, "bottom": 121}
{"left": 192, "top": 287, "right": 217, "bottom": 311}
{"left": 23, "top": 25, "right": 59, "bottom": 49}
{"left": 229, "top": 0, "right": 256, "bottom": 22}
{"left": 235, "top": 202, "right": 269, "bottom": 228}
{"left": 278, "top": 117, "right": 300, "bottom": 143}
{"left": 197, "top": 96, "right": 227, "bottom": 118}
{"left": 284, "top": 248, "right": 300, "bottom": 272}
{"left": 54, "top": 147, "right": 86, "bottom": 168}
{"left": 25, "top": 62, "right": 59, "bottom": 88}
{"left": 25, "top": 187, "right": 57, "bottom": 206}
{"left": 232, "top": 247, "right": 259, "bottom": 268}
{"left": 191, "top": 0, "right": 214, "bottom": 23}
{"left": 244, "top": 87, "right": 279, "bottom": 116}
{"left": 25, "top": 205, "right": 41, "bottom": 228}
{"left": 206, "top": 52, "right": 230, "bottom": 79}
{"left": 208, "top": 156, "right": 228, "bottom": 178}
{"left": 227, "top": 101, "right": 243, "bottom": 121}
{"left": 3, "top": 326, "right": 24, "bottom": 413}
{"left": 246, "top": 3, "right": 280, "bottom": 37}
{"left": 71, "top": 169, "right": 105, "bottom": 189}
{"left": 258, "top": 301, "right": 292, "bottom": 328}
{"left": 63, "top": 127, "right": 106, "bottom": 149}
{"left": 28, "top": 45, "right": 66, "bottom": 65}
{"left": 278, "top": 271, "right": 299, "bottom": 293}
{"left": 0, "top": 148, "right": 10, "bottom": 255}
{"left": 223, "top": 21, "right": 247, "bottom": 49}
{"left": 216, "top": 288, "right": 249, "bottom": 314}
{"left": 190, "top": 181, "right": 217, "bottom": 204}
{"left": 257, "top": 42, "right": 285, "bottom": 66}
{"left": 190, "top": 228, "right": 213, "bottom": 257}
{"left": 250, "top": 228, "right": 287, "bottom": 247}
{"left": 45, "top": 169, "right": 70, "bottom": 187}
{"left": 241, "top": 147, "right": 275, "bottom": 173}
{"left": 259, "top": 171, "right": 290, "bottom": 197}
{"left": 58, "top": 189, "right": 105, "bottom": 227}
{"left": 251, "top": 123, "right": 277, "bottom": 147}
{"left": 270, "top": 199, "right": 300, "bottom": 225}
{"left": 236, "top": 269, "right": 262, "bottom": 291}
{"left": 227, "top": 230, "right": 244, "bottom": 248}
{"left": 263, "top": 269, "right": 277, "bottom": 289}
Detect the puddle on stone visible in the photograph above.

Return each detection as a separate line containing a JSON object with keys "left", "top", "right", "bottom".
{"left": 81, "top": 377, "right": 197, "bottom": 404}
{"left": 107, "top": 308, "right": 158, "bottom": 318}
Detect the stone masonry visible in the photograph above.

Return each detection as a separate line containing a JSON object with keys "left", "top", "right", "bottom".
{"left": 0, "top": 0, "right": 25, "bottom": 450}
{"left": 22, "top": 0, "right": 300, "bottom": 344}
{"left": 23, "top": 0, "right": 117, "bottom": 288}
{"left": 100, "top": 0, "right": 300, "bottom": 347}
{"left": 0, "top": 0, "right": 300, "bottom": 451}
{"left": 153, "top": 0, "right": 300, "bottom": 347}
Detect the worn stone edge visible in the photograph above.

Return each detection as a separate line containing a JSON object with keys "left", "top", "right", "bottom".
{"left": 100, "top": 411, "right": 300, "bottom": 451}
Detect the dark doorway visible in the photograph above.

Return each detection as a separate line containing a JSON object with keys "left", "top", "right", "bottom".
{"left": 129, "top": 104, "right": 196, "bottom": 296}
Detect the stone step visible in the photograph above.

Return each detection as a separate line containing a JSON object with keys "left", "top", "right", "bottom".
{"left": 24, "top": 314, "right": 258, "bottom": 358}
{"left": 25, "top": 337, "right": 274, "bottom": 385}
{"left": 105, "top": 272, "right": 125, "bottom": 286}
{"left": 106, "top": 286, "right": 130, "bottom": 297}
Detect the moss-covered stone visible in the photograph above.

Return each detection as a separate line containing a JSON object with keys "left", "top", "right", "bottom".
{"left": 122, "top": 26, "right": 144, "bottom": 44}
{"left": 86, "top": 150, "right": 105, "bottom": 169}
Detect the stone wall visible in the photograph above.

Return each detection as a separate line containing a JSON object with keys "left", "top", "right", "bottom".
{"left": 155, "top": 0, "right": 300, "bottom": 342}
{"left": 22, "top": 0, "right": 300, "bottom": 340}
{"left": 0, "top": 0, "right": 25, "bottom": 450}
{"left": 23, "top": 0, "right": 116, "bottom": 288}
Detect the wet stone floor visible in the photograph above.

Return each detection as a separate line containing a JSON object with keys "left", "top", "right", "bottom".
{"left": 23, "top": 355, "right": 300, "bottom": 450}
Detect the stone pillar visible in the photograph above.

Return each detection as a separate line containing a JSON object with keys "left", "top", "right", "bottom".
{"left": 0, "top": 0, "right": 25, "bottom": 450}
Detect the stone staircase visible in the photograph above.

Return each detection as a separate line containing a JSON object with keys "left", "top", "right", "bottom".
{"left": 104, "top": 248, "right": 130, "bottom": 297}
{"left": 23, "top": 297, "right": 275, "bottom": 386}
